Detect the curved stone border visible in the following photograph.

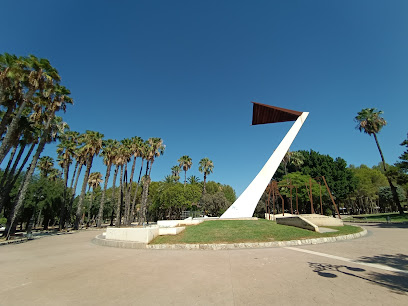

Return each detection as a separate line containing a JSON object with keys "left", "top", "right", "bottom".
{"left": 92, "top": 227, "right": 367, "bottom": 250}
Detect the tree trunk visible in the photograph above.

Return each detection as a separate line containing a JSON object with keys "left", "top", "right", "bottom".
{"left": 139, "top": 161, "right": 151, "bottom": 225}
{"left": 184, "top": 170, "right": 187, "bottom": 187}
{"left": 74, "top": 155, "right": 94, "bottom": 230}
{"left": 0, "top": 142, "right": 36, "bottom": 214}
{"left": 131, "top": 159, "right": 144, "bottom": 224}
{"left": 140, "top": 177, "right": 150, "bottom": 225}
{"left": 2, "top": 143, "right": 26, "bottom": 188}
{"left": 1, "top": 146, "right": 17, "bottom": 185}
{"left": 59, "top": 159, "right": 70, "bottom": 230}
{"left": 87, "top": 187, "right": 93, "bottom": 227}
{"left": 115, "top": 165, "right": 124, "bottom": 227}
{"left": 69, "top": 161, "right": 79, "bottom": 189}
{"left": 125, "top": 156, "right": 137, "bottom": 225}
{"left": 373, "top": 133, "right": 404, "bottom": 214}
{"left": 0, "top": 103, "right": 16, "bottom": 137}
{"left": 65, "top": 162, "right": 83, "bottom": 228}
{"left": 110, "top": 164, "right": 119, "bottom": 222}
{"left": 203, "top": 172, "right": 207, "bottom": 194}
{"left": 123, "top": 163, "right": 129, "bottom": 225}
{"left": 0, "top": 88, "right": 35, "bottom": 164}
{"left": 97, "top": 163, "right": 112, "bottom": 228}
{"left": 4, "top": 112, "right": 54, "bottom": 239}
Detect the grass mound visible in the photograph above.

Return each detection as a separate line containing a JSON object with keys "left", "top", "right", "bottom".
{"left": 150, "top": 219, "right": 362, "bottom": 244}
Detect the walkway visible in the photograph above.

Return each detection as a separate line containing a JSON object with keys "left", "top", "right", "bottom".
{"left": 0, "top": 223, "right": 407, "bottom": 305}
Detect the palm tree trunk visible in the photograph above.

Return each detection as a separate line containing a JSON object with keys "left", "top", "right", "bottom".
{"left": 140, "top": 177, "right": 150, "bottom": 225}
{"left": 0, "top": 103, "right": 16, "bottom": 137}
{"left": 123, "top": 163, "right": 129, "bottom": 225}
{"left": 0, "top": 88, "right": 35, "bottom": 164}
{"left": 373, "top": 133, "right": 404, "bottom": 214}
{"left": 125, "top": 156, "right": 137, "bottom": 225}
{"left": 111, "top": 165, "right": 119, "bottom": 225}
{"left": 1, "top": 146, "right": 17, "bottom": 184}
{"left": 4, "top": 112, "right": 53, "bottom": 239}
{"left": 184, "top": 170, "right": 187, "bottom": 187}
{"left": 97, "top": 162, "right": 112, "bottom": 228}
{"left": 203, "top": 172, "right": 207, "bottom": 194}
{"left": 131, "top": 159, "right": 144, "bottom": 224}
{"left": 139, "top": 161, "right": 152, "bottom": 225}
{"left": 66, "top": 162, "right": 83, "bottom": 227}
{"left": 74, "top": 156, "right": 93, "bottom": 230}
{"left": 115, "top": 165, "right": 124, "bottom": 227}
{"left": 87, "top": 186, "right": 93, "bottom": 227}
{"left": 0, "top": 143, "right": 30, "bottom": 213}
{"left": 59, "top": 160, "right": 69, "bottom": 230}
{"left": 70, "top": 161, "right": 79, "bottom": 189}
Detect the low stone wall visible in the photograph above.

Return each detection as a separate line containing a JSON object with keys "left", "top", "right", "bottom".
{"left": 106, "top": 227, "right": 159, "bottom": 243}
{"left": 158, "top": 227, "right": 185, "bottom": 235}
{"left": 301, "top": 214, "right": 343, "bottom": 227}
{"left": 276, "top": 215, "right": 318, "bottom": 232}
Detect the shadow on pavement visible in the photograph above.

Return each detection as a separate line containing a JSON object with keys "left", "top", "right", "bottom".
{"left": 308, "top": 262, "right": 408, "bottom": 295}
{"left": 357, "top": 253, "right": 408, "bottom": 271}
{"left": 356, "top": 222, "right": 408, "bottom": 229}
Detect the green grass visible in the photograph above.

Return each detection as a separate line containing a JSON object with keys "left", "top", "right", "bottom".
{"left": 150, "top": 220, "right": 362, "bottom": 244}
{"left": 343, "top": 212, "right": 408, "bottom": 223}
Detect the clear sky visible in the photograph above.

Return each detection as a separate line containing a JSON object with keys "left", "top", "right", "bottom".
{"left": 1, "top": 0, "right": 408, "bottom": 196}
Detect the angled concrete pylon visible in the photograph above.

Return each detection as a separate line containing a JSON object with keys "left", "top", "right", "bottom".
{"left": 220, "top": 104, "right": 308, "bottom": 219}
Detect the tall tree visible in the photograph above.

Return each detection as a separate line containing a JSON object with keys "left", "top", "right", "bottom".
{"left": 139, "top": 138, "right": 165, "bottom": 224}
{"left": 355, "top": 108, "right": 404, "bottom": 214}
{"left": 396, "top": 134, "right": 408, "bottom": 173}
{"left": 198, "top": 157, "right": 214, "bottom": 194}
{"left": 114, "top": 141, "right": 130, "bottom": 227}
{"left": 97, "top": 139, "right": 119, "bottom": 228}
{"left": 56, "top": 130, "right": 79, "bottom": 229}
{"left": 0, "top": 54, "right": 61, "bottom": 164}
{"left": 74, "top": 130, "right": 104, "bottom": 230}
{"left": 5, "top": 80, "right": 72, "bottom": 238}
{"left": 87, "top": 172, "right": 102, "bottom": 227}
{"left": 171, "top": 165, "right": 181, "bottom": 182}
{"left": 130, "top": 141, "right": 148, "bottom": 223}
{"left": 178, "top": 155, "right": 192, "bottom": 187}
{"left": 37, "top": 156, "right": 54, "bottom": 178}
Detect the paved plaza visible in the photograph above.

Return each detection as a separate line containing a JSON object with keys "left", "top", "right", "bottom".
{"left": 0, "top": 223, "right": 407, "bottom": 305}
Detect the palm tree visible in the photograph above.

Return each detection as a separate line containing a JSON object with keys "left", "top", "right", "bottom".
{"left": 171, "top": 165, "right": 181, "bottom": 182}
{"left": 131, "top": 141, "right": 148, "bottom": 223}
{"left": 198, "top": 157, "right": 214, "bottom": 194}
{"left": 281, "top": 150, "right": 304, "bottom": 175}
{"left": 56, "top": 130, "right": 79, "bottom": 229}
{"left": 187, "top": 175, "right": 201, "bottom": 185}
{"left": 139, "top": 138, "right": 165, "bottom": 224}
{"left": 74, "top": 130, "right": 104, "bottom": 230}
{"left": 119, "top": 138, "right": 133, "bottom": 225}
{"left": 355, "top": 108, "right": 404, "bottom": 214}
{"left": 87, "top": 172, "right": 102, "bottom": 227}
{"left": 124, "top": 136, "right": 143, "bottom": 225}
{"left": 178, "top": 155, "right": 192, "bottom": 187}
{"left": 97, "top": 139, "right": 119, "bottom": 228}
{"left": 37, "top": 156, "right": 54, "bottom": 178}
{"left": 0, "top": 54, "right": 61, "bottom": 165}
{"left": 6, "top": 109, "right": 71, "bottom": 239}
{"left": 114, "top": 141, "right": 131, "bottom": 227}
{"left": 48, "top": 168, "right": 62, "bottom": 181}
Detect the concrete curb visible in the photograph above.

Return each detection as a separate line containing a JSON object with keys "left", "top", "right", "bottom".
{"left": 92, "top": 227, "right": 367, "bottom": 250}
{"left": 92, "top": 235, "right": 146, "bottom": 249}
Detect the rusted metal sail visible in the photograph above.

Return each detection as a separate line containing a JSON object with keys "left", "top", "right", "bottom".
{"left": 252, "top": 102, "right": 302, "bottom": 125}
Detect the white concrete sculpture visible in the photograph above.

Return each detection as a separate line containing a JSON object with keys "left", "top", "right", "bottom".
{"left": 220, "top": 110, "right": 309, "bottom": 219}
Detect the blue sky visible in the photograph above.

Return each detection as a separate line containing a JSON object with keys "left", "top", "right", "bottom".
{"left": 1, "top": 0, "right": 408, "bottom": 196}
